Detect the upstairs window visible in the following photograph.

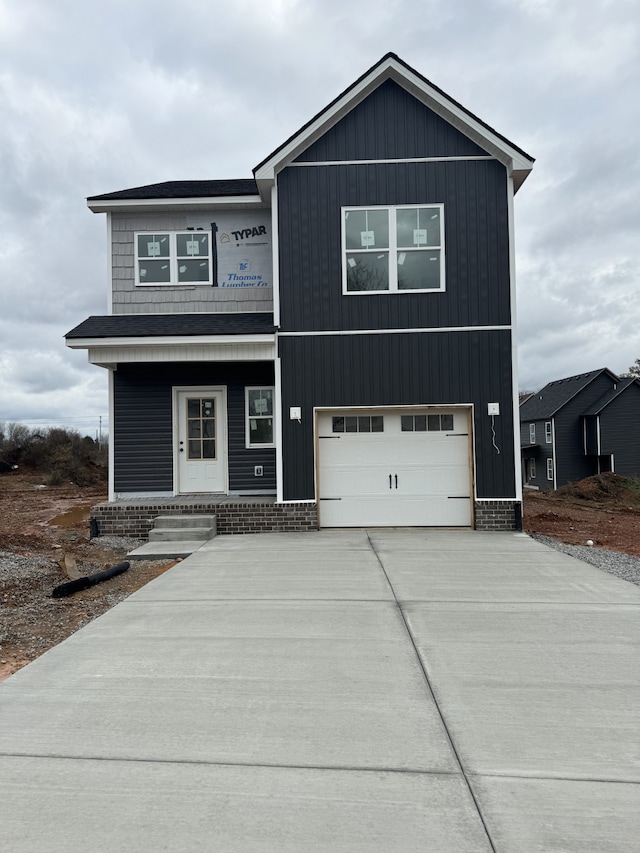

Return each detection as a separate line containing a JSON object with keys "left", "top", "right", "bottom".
{"left": 136, "top": 231, "right": 212, "bottom": 286}
{"left": 342, "top": 205, "right": 444, "bottom": 294}
{"left": 529, "top": 423, "right": 536, "bottom": 444}
{"left": 545, "top": 421, "right": 552, "bottom": 443}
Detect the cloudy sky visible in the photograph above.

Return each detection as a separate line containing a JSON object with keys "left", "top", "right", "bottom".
{"left": 1, "top": 0, "right": 638, "bottom": 436}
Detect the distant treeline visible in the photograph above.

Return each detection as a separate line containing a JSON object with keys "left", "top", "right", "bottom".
{"left": 0, "top": 422, "right": 108, "bottom": 486}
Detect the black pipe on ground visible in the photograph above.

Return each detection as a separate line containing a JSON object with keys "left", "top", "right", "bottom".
{"left": 51, "top": 562, "right": 130, "bottom": 598}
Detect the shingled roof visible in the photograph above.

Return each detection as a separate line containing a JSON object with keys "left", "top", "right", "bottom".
{"left": 519, "top": 368, "right": 619, "bottom": 420}
{"left": 582, "top": 377, "right": 640, "bottom": 415}
{"left": 65, "top": 312, "right": 275, "bottom": 339}
{"left": 87, "top": 179, "right": 259, "bottom": 202}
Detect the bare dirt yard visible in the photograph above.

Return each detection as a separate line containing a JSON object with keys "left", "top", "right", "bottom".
{"left": 523, "top": 473, "right": 640, "bottom": 557}
{"left": 1, "top": 470, "right": 639, "bottom": 682}
{"left": 0, "top": 472, "right": 175, "bottom": 681}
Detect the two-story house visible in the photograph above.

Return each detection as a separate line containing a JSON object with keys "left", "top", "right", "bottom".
{"left": 66, "top": 53, "right": 534, "bottom": 535}
{"left": 520, "top": 368, "right": 640, "bottom": 491}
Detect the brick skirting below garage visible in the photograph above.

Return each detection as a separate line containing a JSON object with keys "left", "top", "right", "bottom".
{"left": 91, "top": 497, "right": 319, "bottom": 539}
{"left": 474, "top": 500, "right": 522, "bottom": 531}
{"left": 91, "top": 497, "right": 520, "bottom": 538}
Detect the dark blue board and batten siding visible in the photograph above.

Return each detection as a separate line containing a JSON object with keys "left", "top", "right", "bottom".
{"left": 553, "top": 373, "right": 616, "bottom": 488}
{"left": 597, "top": 383, "right": 640, "bottom": 477}
{"left": 278, "top": 330, "right": 516, "bottom": 502}
{"left": 277, "top": 159, "right": 511, "bottom": 333}
{"left": 277, "top": 79, "right": 515, "bottom": 505}
{"left": 113, "top": 363, "right": 275, "bottom": 494}
{"left": 294, "top": 79, "right": 489, "bottom": 162}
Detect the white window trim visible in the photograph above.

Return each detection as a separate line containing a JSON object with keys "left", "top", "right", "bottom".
{"left": 546, "top": 457, "right": 554, "bottom": 481}
{"left": 530, "top": 459, "right": 536, "bottom": 479}
{"left": 135, "top": 231, "right": 213, "bottom": 287}
{"left": 341, "top": 204, "right": 445, "bottom": 295}
{"left": 545, "top": 421, "right": 552, "bottom": 443}
{"left": 529, "top": 423, "right": 536, "bottom": 444}
{"left": 245, "top": 386, "right": 275, "bottom": 449}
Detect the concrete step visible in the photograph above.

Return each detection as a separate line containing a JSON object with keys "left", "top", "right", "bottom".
{"left": 148, "top": 526, "right": 215, "bottom": 543}
{"left": 127, "top": 541, "right": 205, "bottom": 560}
{"left": 153, "top": 515, "right": 216, "bottom": 530}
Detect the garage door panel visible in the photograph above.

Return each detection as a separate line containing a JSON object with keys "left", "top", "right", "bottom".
{"left": 317, "top": 409, "right": 472, "bottom": 528}
{"left": 393, "top": 465, "right": 470, "bottom": 497}
{"left": 321, "top": 465, "right": 400, "bottom": 497}
{"left": 319, "top": 496, "right": 471, "bottom": 527}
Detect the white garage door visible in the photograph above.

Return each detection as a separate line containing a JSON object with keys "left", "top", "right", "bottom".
{"left": 317, "top": 409, "right": 472, "bottom": 527}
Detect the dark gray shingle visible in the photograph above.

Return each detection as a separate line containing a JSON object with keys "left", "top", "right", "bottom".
{"left": 87, "top": 180, "right": 258, "bottom": 202}
{"left": 65, "top": 312, "right": 275, "bottom": 339}
{"left": 519, "top": 369, "right": 616, "bottom": 419}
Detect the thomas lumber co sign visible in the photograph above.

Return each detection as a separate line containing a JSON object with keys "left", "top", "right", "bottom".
{"left": 213, "top": 210, "right": 271, "bottom": 288}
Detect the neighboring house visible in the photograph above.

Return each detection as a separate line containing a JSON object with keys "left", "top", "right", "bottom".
{"left": 65, "top": 53, "right": 534, "bottom": 532}
{"left": 520, "top": 369, "right": 640, "bottom": 491}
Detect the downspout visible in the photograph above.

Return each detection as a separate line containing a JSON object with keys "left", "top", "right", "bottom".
{"left": 210, "top": 222, "right": 218, "bottom": 287}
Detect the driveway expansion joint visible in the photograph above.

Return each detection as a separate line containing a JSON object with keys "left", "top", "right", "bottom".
{"left": 365, "top": 532, "right": 498, "bottom": 853}
{"left": 0, "top": 751, "right": 463, "bottom": 777}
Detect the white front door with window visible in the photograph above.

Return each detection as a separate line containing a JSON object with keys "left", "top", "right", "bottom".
{"left": 317, "top": 408, "right": 472, "bottom": 527}
{"left": 175, "top": 389, "right": 227, "bottom": 494}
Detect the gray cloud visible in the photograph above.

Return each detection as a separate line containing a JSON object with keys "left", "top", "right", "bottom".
{"left": 1, "top": 0, "right": 639, "bottom": 428}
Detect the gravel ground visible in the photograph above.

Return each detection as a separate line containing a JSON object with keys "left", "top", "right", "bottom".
{"left": 531, "top": 535, "right": 640, "bottom": 587}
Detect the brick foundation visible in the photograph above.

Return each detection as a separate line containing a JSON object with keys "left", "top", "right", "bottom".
{"left": 91, "top": 498, "right": 318, "bottom": 539}
{"left": 474, "top": 500, "right": 521, "bottom": 531}
{"left": 91, "top": 497, "right": 521, "bottom": 537}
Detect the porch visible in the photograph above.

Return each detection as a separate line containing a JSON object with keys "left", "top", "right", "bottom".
{"left": 91, "top": 495, "right": 318, "bottom": 539}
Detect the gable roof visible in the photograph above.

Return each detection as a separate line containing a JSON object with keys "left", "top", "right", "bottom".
{"left": 582, "top": 377, "right": 640, "bottom": 415}
{"left": 519, "top": 368, "right": 619, "bottom": 420}
{"left": 87, "top": 180, "right": 262, "bottom": 213}
{"left": 254, "top": 52, "right": 534, "bottom": 198}
{"left": 65, "top": 312, "right": 275, "bottom": 341}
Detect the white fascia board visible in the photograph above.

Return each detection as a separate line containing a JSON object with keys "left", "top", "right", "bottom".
{"left": 254, "top": 56, "right": 534, "bottom": 188}
{"left": 87, "top": 195, "right": 266, "bottom": 214}
{"left": 66, "top": 333, "right": 276, "bottom": 349}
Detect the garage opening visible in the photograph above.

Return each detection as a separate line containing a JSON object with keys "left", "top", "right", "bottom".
{"left": 316, "top": 407, "right": 473, "bottom": 527}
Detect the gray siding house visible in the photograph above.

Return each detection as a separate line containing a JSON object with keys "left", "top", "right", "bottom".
{"left": 520, "top": 369, "right": 640, "bottom": 491}
{"left": 66, "top": 53, "right": 534, "bottom": 531}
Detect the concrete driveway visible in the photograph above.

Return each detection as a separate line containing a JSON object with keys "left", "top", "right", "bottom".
{"left": 1, "top": 530, "right": 639, "bottom": 851}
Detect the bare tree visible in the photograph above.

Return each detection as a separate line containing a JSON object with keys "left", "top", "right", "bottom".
{"left": 620, "top": 359, "right": 640, "bottom": 378}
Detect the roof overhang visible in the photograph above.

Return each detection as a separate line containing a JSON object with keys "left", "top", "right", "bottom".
{"left": 66, "top": 333, "right": 277, "bottom": 367}
{"left": 87, "top": 195, "right": 266, "bottom": 214}
{"left": 254, "top": 54, "right": 534, "bottom": 200}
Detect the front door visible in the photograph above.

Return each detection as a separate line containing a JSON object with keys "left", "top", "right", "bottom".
{"left": 175, "top": 389, "right": 226, "bottom": 494}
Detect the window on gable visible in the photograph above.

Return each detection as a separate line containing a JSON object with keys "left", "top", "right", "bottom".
{"left": 136, "top": 232, "right": 212, "bottom": 286}
{"left": 246, "top": 387, "right": 274, "bottom": 448}
{"left": 545, "top": 421, "right": 552, "bottom": 443}
{"left": 343, "top": 205, "right": 444, "bottom": 294}
{"left": 529, "top": 423, "right": 536, "bottom": 444}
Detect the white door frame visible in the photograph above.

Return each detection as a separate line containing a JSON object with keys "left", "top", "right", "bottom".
{"left": 172, "top": 386, "right": 228, "bottom": 495}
